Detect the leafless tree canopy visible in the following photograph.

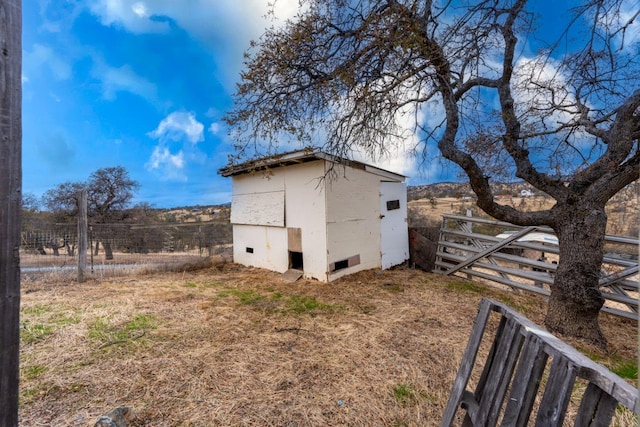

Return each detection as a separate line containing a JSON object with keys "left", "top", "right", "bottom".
{"left": 227, "top": 0, "right": 638, "bottom": 218}
{"left": 43, "top": 166, "right": 140, "bottom": 222}
{"left": 226, "top": 0, "right": 639, "bottom": 347}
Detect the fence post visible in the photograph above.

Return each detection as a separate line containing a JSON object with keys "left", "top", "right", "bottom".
{"left": 77, "top": 190, "right": 88, "bottom": 282}
{"left": 0, "top": 0, "right": 22, "bottom": 424}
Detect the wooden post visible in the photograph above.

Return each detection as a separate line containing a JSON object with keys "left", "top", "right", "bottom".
{"left": 0, "top": 0, "right": 22, "bottom": 425}
{"left": 77, "top": 190, "right": 88, "bottom": 282}
{"left": 89, "top": 226, "right": 94, "bottom": 273}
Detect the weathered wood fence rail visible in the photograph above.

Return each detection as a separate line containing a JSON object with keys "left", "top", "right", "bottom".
{"left": 441, "top": 298, "right": 638, "bottom": 426}
{"left": 434, "top": 214, "right": 638, "bottom": 320}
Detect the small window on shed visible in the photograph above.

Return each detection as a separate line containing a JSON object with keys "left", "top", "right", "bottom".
{"left": 386, "top": 200, "right": 400, "bottom": 210}
{"left": 246, "top": 247, "right": 254, "bottom": 254}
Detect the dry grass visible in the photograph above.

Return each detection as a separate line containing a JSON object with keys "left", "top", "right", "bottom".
{"left": 19, "top": 262, "right": 637, "bottom": 426}
{"left": 408, "top": 196, "right": 557, "bottom": 228}
{"left": 20, "top": 252, "right": 222, "bottom": 270}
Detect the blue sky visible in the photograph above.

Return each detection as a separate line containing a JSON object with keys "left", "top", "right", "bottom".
{"left": 23, "top": 0, "right": 481, "bottom": 209}
{"left": 21, "top": 1, "right": 637, "bottom": 209}
{"left": 23, "top": 0, "right": 304, "bottom": 208}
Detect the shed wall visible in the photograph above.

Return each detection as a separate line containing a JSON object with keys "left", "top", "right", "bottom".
{"left": 229, "top": 157, "right": 407, "bottom": 282}
{"left": 230, "top": 161, "right": 329, "bottom": 280}
{"left": 380, "top": 181, "right": 409, "bottom": 269}
{"left": 325, "top": 164, "right": 383, "bottom": 280}
{"left": 231, "top": 191, "right": 285, "bottom": 226}
{"left": 232, "top": 225, "right": 288, "bottom": 272}
{"left": 231, "top": 172, "right": 285, "bottom": 226}
{"left": 282, "top": 161, "right": 328, "bottom": 281}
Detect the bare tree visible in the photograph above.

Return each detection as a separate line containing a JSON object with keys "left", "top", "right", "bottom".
{"left": 225, "top": 0, "right": 639, "bottom": 348}
{"left": 86, "top": 166, "right": 139, "bottom": 220}
{"left": 85, "top": 166, "right": 139, "bottom": 259}
{"left": 42, "top": 181, "right": 84, "bottom": 220}
{"left": 43, "top": 166, "right": 140, "bottom": 260}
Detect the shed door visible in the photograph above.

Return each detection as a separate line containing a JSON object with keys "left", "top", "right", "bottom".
{"left": 380, "top": 181, "right": 409, "bottom": 269}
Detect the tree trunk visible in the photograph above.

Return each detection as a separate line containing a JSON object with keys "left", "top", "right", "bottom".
{"left": 104, "top": 241, "right": 114, "bottom": 260}
{"left": 94, "top": 240, "right": 100, "bottom": 256}
{"left": 545, "top": 204, "right": 607, "bottom": 349}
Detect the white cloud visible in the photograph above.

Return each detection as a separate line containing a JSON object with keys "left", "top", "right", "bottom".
{"left": 149, "top": 111, "right": 204, "bottom": 144}
{"left": 24, "top": 44, "right": 72, "bottom": 80}
{"left": 89, "top": 0, "right": 299, "bottom": 36}
{"left": 352, "top": 135, "right": 420, "bottom": 179}
{"left": 512, "top": 56, "right": 580, "bottom": 129}
{"left": 87, "top": 0, "right": 301, "bottom": 88}
{"left": 38, "top": 0, "right": 85, "bottom": 33}
{"left": 205, "top": 107, "right": 218, "bottom": 118}
{"left": 148, "top": 146, "right": 183, "bottom": 169}
{"left": 131, "top": 1, "right": 148, "bottom": 18}
{"left": 92, "top": 61, "right": 158, "bottom": 102}
{"left": 598, "top": 0, "right": 640, "bottom": 52}
{"left": 146, "top": 145, "right": 186, "bottom": 181}
{"left": 619, "top": 4, "right": 640, "bottom": 49}
{"left": 146, "top": 112, "right": 206, "bottom": 181}
{"left": 361, "top": 79, "right": 439, "bottom": 179}
{"left": 89, "top": 0, "right": 170, "bottom": 33}
{"left": 353, "top": 147, "right": 418, "bottom": 178}
{"left": 208, "top": 122, "right": 220, "bottom": 135}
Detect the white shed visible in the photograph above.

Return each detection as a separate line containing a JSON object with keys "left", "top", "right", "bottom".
{"left": 218, "top": 150, "right": 409, "bottom": 282}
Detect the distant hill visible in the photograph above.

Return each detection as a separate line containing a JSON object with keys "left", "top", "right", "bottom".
{"left": 407, "top": 181, "right": 542, "bottom": 201}
{"left": 407, "top": 180, "right": 639, "bottom": 237}
{"left": 159, "top": 204, "right": 231, "bottom": 224}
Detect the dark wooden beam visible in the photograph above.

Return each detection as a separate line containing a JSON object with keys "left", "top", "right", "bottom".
{"left": 0, "top": 1, "right": 22, "bottom": 425}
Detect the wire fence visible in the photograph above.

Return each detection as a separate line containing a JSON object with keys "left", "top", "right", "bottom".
{"left": 20, "top": 221, "right": 233, "bottom": 280}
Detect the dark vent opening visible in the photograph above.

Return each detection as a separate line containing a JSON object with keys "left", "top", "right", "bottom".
{"left": 333, "top": 259, "right": 349, "bottom": 271}
{"left": 289, "top": 251, "right": 303, "bottom": 270}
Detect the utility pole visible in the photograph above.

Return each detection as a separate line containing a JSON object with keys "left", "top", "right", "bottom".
{"left": 0, "top": 0, "right": 22, "bottom": 425}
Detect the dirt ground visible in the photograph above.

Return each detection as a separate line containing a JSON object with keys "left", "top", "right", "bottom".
{"left": 19, "top": 262, "right": 637, "bottom": 426}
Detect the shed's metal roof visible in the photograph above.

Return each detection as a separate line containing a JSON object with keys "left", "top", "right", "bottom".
{"left": 218, "top": 149, "right": 406, "bottom": 181}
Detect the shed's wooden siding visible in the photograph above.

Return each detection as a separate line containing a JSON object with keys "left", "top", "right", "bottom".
{"left": 232, "top": 224, "right": 288, "bottom": 272}
{"left": 325, "top": 164, "right": 383, "bottom": 281}
{"left": 230, "top": 161, "right": 328, "bottom": 280}
{"left": 231, "top": 191, "right": 285, "bottom": 227}
{"left": 282, "top": 161, "right": 327, "bottom": 280}
{"left": 380, "top": 181, "right": 409, "bottom": 269}
{"left": 228, "top": 155, "right": 408, "bottom": 282}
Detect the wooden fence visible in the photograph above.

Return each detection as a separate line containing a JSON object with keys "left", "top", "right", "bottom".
{"left": 441, "top": 298, "right": 638, "bottom": 426}
{"left": 434, "top": 214, "right": 638, "bottom": 320}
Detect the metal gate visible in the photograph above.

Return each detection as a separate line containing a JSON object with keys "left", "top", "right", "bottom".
{"left": 434, "top": 214, "right": 638, "bottom": 319}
